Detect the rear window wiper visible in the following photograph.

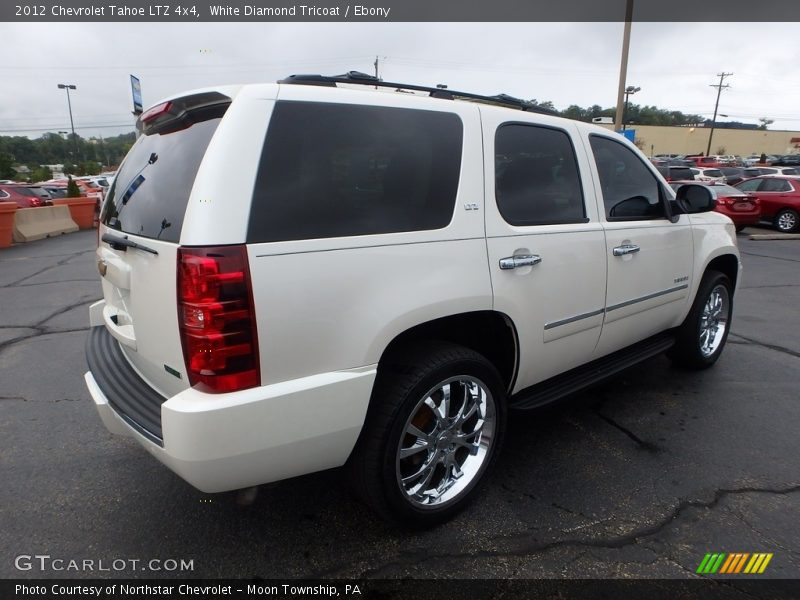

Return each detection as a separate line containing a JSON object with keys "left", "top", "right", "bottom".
{"left": 101, "top": 233, "right": 159, "bottom": 255}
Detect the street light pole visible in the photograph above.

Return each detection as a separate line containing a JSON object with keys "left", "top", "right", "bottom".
{"left": 614, "top": 0, "right": 635, "bottom": 131}
{"left": 57, "top": 84, "right": 78, "bottom": 164}
{"left": 623, "top": 85, "right": 640, "bottom": 131}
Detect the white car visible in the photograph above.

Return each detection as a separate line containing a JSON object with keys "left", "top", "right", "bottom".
{"left": 691, "top": 167, "right": 726, "bottom": 183}
{"left": 85, "top": 73, "right": 741, "bottom": 526}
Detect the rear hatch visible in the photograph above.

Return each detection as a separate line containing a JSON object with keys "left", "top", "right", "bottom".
{"left": 97, "top": 91, "right": 230, "bottom": 398}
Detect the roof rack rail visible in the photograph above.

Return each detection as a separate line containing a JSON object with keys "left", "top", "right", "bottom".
{"left": 278, "top": 71, "right": 559, "bottom": 116}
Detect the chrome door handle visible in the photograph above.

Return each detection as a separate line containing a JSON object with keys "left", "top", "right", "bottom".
{"left": 499, "top": 254, "right": 542, "bottom": 270}
{"left": 612, "top": 244, "right": 640, "bottom": 257}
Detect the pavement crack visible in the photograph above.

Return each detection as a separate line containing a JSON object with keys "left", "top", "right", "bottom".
{"left": 14, "top": 279, "right": 100, "bottom": 288}
{"left": 0, "top": 395, "right": 27, "bottom": 401}
{"left": 3, "top": 249, "right": 94, "bottom": 288}
{"left": 728, "top": 332, "right": 800, "bottom": 360}
{"left": 593, "top": 410, "right": 661, "bottom": 453}
{"left": 327, "top": 485, "right": 800, "bottom": 579}
{"left": 740, "top": 251, "right": 800, "bottom": 264}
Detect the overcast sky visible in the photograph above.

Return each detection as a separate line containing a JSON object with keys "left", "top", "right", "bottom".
{"left": 2, "top": 22, "right": 799, "bottom": 140}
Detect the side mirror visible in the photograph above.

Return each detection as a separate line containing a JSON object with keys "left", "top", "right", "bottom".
{"left": 675, "top": 184, "right": 716, "bottom": 213}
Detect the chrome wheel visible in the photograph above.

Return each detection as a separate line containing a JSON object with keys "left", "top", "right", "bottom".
{"left": 396, "top": 376, "right": 496, "bottom": 508}
{"left": 776, "top": 210, "right": 798, "bottom": 233}
{"left": 699, "top": 284, "right": 730, "bottom": 358}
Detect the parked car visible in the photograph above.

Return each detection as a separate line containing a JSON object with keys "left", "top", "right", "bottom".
{"left": 735, "top": 175, "right": 800, "bottom": 233}
{"left": 23, "top": 185, "right": 55, "bottom": 206}
{"left": 671, "top": 181, "right": 760, "bottom": 232}
{"left": 743, "top": 155, "right": 761, "bottom": 167}
{"left": 84, "top": 74, "right": 740, "bottom": 526}
{"left": 688, "top": 156, "right": 723, "bottom": 168}
{"left": 657, "top": 165, "right": 696, "bottom": 181}
{"left": 38, "top": 185, "right": 68, "bottom": 199}
{"left": 690, "top": 167, "right": 726, "bottom": 183}
{"left": 719, "top": 167, "right": 745, "bottom": 185}
{"left": 742, "top": 166, "right": 799, "bottom": 178}
{"left": 771, "top": 155, "right": 800, "bottom": 167}
{"left": 0, "top": 184, "right": 44, "bottom": 208}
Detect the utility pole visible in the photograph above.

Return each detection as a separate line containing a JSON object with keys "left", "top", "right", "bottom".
{"left": 706, "top": 72, "right": 733, "bottom": 157}
{"left": 57, "top": 84, "right": 78, "bottom": 163}
{"left": 374, "top": 55, "right": 379, "bottom": 80}
{"left": 614, "top": 0, "right": 634, "bottom": 132}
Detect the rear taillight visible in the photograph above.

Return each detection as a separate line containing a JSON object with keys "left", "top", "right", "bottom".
{"left": 177, "top": 245, "right": 260, "bottom": 393}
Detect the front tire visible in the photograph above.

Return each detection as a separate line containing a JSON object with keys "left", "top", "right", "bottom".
{"left": 348, "top": 342, "right": 506, "bottom": 527}
{"left": 774, "top": 209, "right": 799, "bottom": 233}
{"left": 667, "top": 271, "right": 733, "bottom": 369}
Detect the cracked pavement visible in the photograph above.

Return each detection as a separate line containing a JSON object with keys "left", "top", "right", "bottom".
{"left": 0, "top": 228, "right": 798, "bottom": 580}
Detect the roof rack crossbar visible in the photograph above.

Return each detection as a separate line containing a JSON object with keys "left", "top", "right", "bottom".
{"left": 278, "top": 72, "right": 559, "bottom": 116}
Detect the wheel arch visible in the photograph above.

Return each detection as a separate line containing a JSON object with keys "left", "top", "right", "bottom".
{"left": 377, "top": 311, "right": 519, "bottom": 394}
{"left": 705, "top": 253, "right": 740, "bottom": 291}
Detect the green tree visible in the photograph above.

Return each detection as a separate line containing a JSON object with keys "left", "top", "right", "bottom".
{"left": 66, "top": 175, "right": 81, "bottom": 197}
{"left": 758, "top": 118, "right": 774, "bottom": 130}
{"left": 0, "top": 151, "right": 16, "bottom": 179}
{"left": 28, "top": 166, "right": 52, "bottom": 183}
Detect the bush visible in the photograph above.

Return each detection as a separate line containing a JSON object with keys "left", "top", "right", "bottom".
{"left": 66, "top": 175, "right": 81, "bottom": 198}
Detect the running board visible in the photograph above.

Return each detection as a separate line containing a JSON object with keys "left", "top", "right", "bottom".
{"left": 509, "top": 332, "right": 675, "bottom": 411}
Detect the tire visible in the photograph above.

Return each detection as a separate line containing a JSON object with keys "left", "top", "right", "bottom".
{"left": 667, "top": 271, "right": 733, "bottom": 369}
{"left": 735, "top": 225, "right": 745, "bottom": 233}
{"left": 348, "top": 341, "right": 506, "bottom": 527}
{"left": 774, "top": 209, "right": 799, "bottom": 233}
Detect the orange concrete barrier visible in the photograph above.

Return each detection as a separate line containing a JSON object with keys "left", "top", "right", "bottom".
{"left": 13, "top": 206, "right": 78, "bottom": 243}
{"left": 0, "top": 202, "right": 17, "bottom": 248}
{"left": 53, "top": 197, "right": 98, "bottom": 229}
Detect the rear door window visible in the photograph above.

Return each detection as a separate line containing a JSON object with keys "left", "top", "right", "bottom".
{"left": 247, "top": 102, "right": 463, "bottom": 243}
{"left": 494, "top": 123, "right": 586, "bottom": 225}
{"left": 101, "top": 116, "right": 223, "bottom": 243}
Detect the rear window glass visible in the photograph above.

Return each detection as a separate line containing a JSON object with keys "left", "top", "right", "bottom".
{"left": 247, "top": 101, "right": 463, "bottom": 243}
{"left": 100, "top": 117, "right": 222, "bottom": 243}
{"left": 669, "top": 167, "right": 694, "bottom": 180}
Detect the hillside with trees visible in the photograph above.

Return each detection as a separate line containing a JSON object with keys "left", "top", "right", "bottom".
{"left": 0, "top": 131, "right": 135, "bottom": 180}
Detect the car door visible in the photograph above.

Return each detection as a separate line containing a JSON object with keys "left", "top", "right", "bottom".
{"left": 483, "top": 111, "right": 607, "bottom": 392}
{"left": 751, "top": 177, "right": 794, "bottom": 219}
{"left": 585, "top": 134, "right": 694, "bottom": 358}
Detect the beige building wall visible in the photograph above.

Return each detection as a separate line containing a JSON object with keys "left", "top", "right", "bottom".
{"left": 597, "top": 124, "right": 800, "bottom": 157}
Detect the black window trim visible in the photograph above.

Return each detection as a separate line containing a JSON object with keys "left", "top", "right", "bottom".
{"left": 494, "top": 121, "right": 590, "bottom": 227}
{"left": 589, "top": 133, "right": 675, "bottom": 223}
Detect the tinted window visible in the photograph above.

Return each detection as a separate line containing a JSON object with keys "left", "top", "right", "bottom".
{"left": 590, "top": 136, "right": 665, "bottom": 220}
{"left": 761, "top": 179, "right": 792, "bottom": 192}
{"left": 100, "top": 117, "right": 222, "bottom": 243}
{"left": 494, "top": 124, "right": 585, "bottom": 226}
{"left": 669, "top": 167, "right": 694, "bottom": 180}
{"left": 247, "top": 102, "right": 463, "bottom": 243}
{"left": 736, "top": 179, "right": 761, "bottom": 192}
{"left": 781, "top": 168, "right": 798, "bottom": 175}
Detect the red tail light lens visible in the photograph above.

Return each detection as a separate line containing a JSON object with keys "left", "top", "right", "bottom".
{"left": 177, "top": 246, "right": 260, "bottom": 393}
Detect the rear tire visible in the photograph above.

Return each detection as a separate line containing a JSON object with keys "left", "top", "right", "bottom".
{"left": 348, "top": 342, "right": 506, "bottom": 527}
{"left": 774, "top": 209, "right": 799, "bottom": 233}
{"left": 667, "top": 271, "right": 732, "bottom": 369}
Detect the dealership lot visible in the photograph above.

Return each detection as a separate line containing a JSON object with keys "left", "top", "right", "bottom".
{"left": 0, "top": 229, "right": 798, "bottom": 579}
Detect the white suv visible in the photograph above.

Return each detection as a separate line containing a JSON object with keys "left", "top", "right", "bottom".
{"left": 85, "top": 73, "right": 740, "bottom": 526}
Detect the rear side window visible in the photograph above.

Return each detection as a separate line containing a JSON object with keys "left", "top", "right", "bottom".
{"left": 101, "top": 117, "right": 222, "bottom": 243}
{"left": 761, "top": 179, "right": 792, "bottom": 192}
{"left": 669, "top": 167, "right": 694, "bottom": 180}
{"left": 495, "top": 124, "right": 586, "bottom": 226}
{"left": 247, "top": 102, "right": 463, "bottom": 243}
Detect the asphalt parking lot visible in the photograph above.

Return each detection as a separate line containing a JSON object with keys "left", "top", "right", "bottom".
{"left": 1, "top": 228, "right": 798, "bottom": 580}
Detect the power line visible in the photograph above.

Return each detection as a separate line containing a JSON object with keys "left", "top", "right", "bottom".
{"left": 706, "top": 72, "right": 733, "bottom": 156}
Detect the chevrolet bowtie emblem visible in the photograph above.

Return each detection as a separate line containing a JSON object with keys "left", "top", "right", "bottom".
{"left": 97, "top": 259, "right": 108, "bottom": 277}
